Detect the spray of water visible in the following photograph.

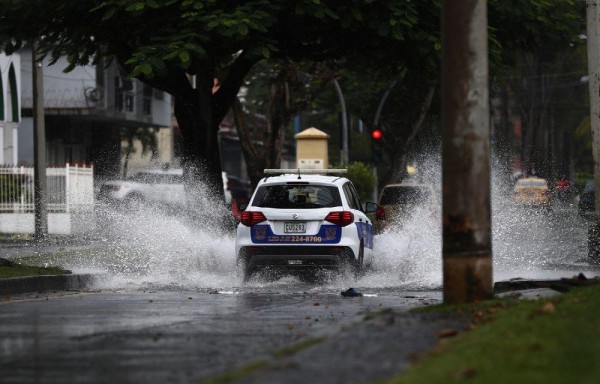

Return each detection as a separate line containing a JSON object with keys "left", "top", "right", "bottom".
{"left": 56, "top": 157, "right": 594, "bottom": 293}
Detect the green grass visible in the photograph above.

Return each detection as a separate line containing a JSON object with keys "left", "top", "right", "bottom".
{"left": 199, "top": 360, "right": 270, "bottom": 384}
{"left": 0, "top": 258, "right": 71, "bottom": 278}
{"left": 382, "top": 285, "right": 600, "bottom": 384}
{"left": 271, "top": 336, "right": 325, "bottom": 358}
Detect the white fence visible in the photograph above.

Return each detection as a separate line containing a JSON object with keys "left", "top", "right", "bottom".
{"left": 0, "top": 164, "right": 94, "bottom": 213}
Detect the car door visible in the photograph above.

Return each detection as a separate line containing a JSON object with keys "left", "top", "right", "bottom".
{"left": 342, "top": 183, "right": 374, "bottom": 261}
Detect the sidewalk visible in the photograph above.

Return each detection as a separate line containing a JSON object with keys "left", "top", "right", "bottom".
{"left": 0, "top": 233, "right": 111, "bottom": 259}
{"left": 1, "top": 234, "right": 103, "bottom": 295}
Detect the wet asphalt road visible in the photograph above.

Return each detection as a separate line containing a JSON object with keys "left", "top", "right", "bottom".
{"left": 2, "top": 200, "right": 600, "bottom": 383}
{"left": 0, "top": 289, "right": 447, "bottom": 384}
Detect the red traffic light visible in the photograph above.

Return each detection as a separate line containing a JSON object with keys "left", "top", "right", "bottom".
{"left": 371, "top": 129, "right": 383, "bottom": 140}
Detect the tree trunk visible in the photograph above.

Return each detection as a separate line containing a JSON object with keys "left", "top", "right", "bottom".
{"left": 128, "top": 52, "right": 257, "bottom": 209}
{"left": 172, "top": 75, "right": 224, "bottom": 214}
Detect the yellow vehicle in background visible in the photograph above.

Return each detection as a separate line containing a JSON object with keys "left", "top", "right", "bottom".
{"left": 512, "top": 177, "right": 552, "bottom": 208}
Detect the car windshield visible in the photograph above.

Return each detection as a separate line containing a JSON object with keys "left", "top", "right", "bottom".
{"left": 252, "top": 184, "right": 342, "bottom": 209}
{"left": 516, "top": 179, "right": 547, "bottom": 188}
{"left": 380, "top": 186, "right": 432, "bottom": 205}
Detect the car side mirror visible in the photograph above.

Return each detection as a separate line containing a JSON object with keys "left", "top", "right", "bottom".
{"left": 364, "top": 202, "right": 378, "bottom": 214}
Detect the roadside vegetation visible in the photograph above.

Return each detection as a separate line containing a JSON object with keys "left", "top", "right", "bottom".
{"left": 383, "top": 283, "right": 600, "bottom": 384}
{"left": 0, "top": 258, "right": 71, "bottom": 278}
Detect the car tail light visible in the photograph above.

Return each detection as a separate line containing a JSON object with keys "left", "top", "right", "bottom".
{"left": 325, "top": 211, "right": 354, "bottom": 227}
{"left": 240, "top": 211, "right": 267, "bottom": 227}
{"left": 376, "top": 207, "right": 386, "bottom": 220}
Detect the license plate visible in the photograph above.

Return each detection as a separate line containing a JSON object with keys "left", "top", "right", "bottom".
{"left": 284, "top": 222, "right": 306, "bottom": 233}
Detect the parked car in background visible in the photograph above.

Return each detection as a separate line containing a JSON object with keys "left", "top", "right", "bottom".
{"left": 98, "top": 168, "right": 186, "bottom": 210}
{"left": 98, "top": 169, "right": 248, "bottom": 210}
{"left": 375, "top": 182, "right": 438, "bottom": 233}
{"left": 511, "top": 177, "right": 552, "bottom": 209}
{"left": 578, "top": 180, "right": 595, "bottom": 216}
{"left": 235, "top": 169, "right": 378, "bottom": 280}
{"left": 554, "top": 176, "right": 573, "bottom": 201}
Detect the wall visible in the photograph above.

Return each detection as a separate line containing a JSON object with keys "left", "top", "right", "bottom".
{"left": 20, "top": 47, "right": 96, "bottom": 109}
{"left": 0, "top": 213, "right": 95, "bottom": 235}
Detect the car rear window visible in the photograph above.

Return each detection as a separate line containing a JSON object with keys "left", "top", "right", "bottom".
{"left": 252, "top": 184, "right": 342, "bottom": 209}
{"left": 380, "top": 186, "right": 432, "bottom": 205}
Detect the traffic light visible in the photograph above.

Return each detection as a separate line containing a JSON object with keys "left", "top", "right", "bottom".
{"left": 371, "top": 129, "right": 383, "bottom": 140}
{"left": 371, "top": 128, "right": 383, "bottom": 164}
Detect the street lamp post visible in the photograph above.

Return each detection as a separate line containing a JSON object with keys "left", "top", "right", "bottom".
{"left": 32, "top": 41, "right": 48, "bottom": 240}
{"left": 333, "top": 79, "right": 348, "bottom": 167}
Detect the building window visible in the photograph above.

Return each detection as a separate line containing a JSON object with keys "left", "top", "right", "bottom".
{"left": 115, "top": 76, "right": 124, "bottom": 112}
{"left": 115, "top": 75, "right": 134, "bottom": 113}
{"left": 125, "top": 92, "right": 134, "bottom": 112}
{"left": 143, "top": 84, "right": 152, "bottom": 115}
{"left": 0, "top": 71, "right": 4, "bottom": 121}
{"left": 8, "top": 64, "right": 19, "bottom": 122}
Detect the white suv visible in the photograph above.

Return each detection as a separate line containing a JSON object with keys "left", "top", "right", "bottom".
{"left": 235, "top": 169, "right": 378, "bottom": 280}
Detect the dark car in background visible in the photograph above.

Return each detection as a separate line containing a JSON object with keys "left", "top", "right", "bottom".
{"left": 374, "top": 183, "right": 438, "bottom": 233}
{"left": 578, "top": 180, "right": 595, "bottom": 216}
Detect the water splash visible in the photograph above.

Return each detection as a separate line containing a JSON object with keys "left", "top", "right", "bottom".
{"left": 54, "top": 159, "right": 596, "bottom": 293}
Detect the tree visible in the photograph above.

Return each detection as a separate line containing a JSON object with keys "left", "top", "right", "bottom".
{"left": 333, "top": 0, "right": 585, "bottom": 190}
{"left": 233, "top": 60, "right": 336, "bottom": 188}
{"left": 489, "top": 0, "right": 586, "bottom": 180}
{"left": 0, "top": 0, "right": 420, "bottom": 204}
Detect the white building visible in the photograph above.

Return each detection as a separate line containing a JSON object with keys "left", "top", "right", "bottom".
{"left": 0, "top": 52, "right": 21, "bottom": 165}
{"left": 13, "top": 47, "right": 172, "bottom": 181}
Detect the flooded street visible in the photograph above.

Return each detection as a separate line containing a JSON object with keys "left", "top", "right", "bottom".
{"left": 36, "top": 190, "right": 600, "bottom": 296}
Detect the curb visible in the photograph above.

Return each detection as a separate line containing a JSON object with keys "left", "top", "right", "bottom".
{"left": 493, "top": 275, "right": 600, "bottom": 293}
{"left": 0, "top": 274, "right": 96, "bottom": 296}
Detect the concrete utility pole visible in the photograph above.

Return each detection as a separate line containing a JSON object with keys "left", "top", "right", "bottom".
{"left": 586, "top": 1, "right": 600, "bottom": 261}
{"left": 32, "top": 41, "right": 48, "bottom": 239}
{"left": 441, "top": 0, "right": 493, "bottom": 303}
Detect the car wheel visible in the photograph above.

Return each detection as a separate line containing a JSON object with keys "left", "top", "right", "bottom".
{"left": 243, "top": 266, "right": 254, "bottom": 282}
{"left": 355, "top": 240, "right": 365, "bottom": 277}
{"left": 237, "top": 252, "right": 254, "bottom": 282}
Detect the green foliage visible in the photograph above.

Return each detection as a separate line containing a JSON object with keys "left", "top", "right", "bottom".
{"left": 335, "top": 162, "right": 376, "bottom": 202}
{"left": 0, "top": 0, "right": 586, "bottom": 188}
{"left": 0, "top": 1, "right": 419, "bottom": 83}
{"left": 0, "top": 175, "right": 27, "bottom": 203}
{"left": 0, "top": 258, "right": 71, "bottom": 278}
